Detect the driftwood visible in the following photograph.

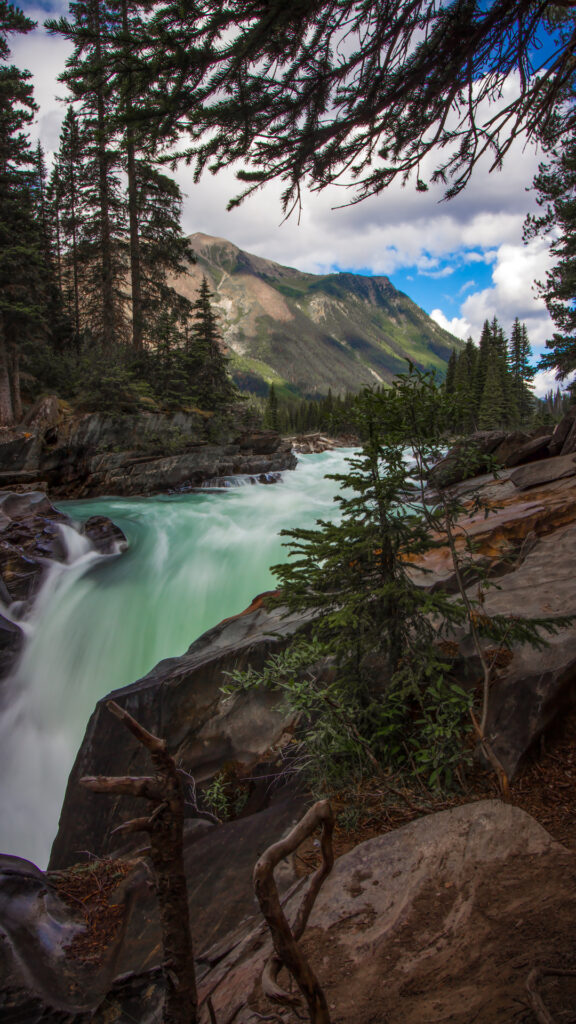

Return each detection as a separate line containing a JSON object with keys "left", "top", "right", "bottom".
{"left": 81, "top": 700, "right": 198, "bottom": 1024}
{"left": 253, "top": 799, "right": 335, "bottom": 1024}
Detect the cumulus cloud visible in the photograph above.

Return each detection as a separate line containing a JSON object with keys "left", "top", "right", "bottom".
{"left": 430, "top": 310, "right": 472, "bottom": 340}
{"left": 459, "top": 238, "right": 554, "bottom": 353}
{"left": 532, "top": 369, "right": 575, "bottom": 398}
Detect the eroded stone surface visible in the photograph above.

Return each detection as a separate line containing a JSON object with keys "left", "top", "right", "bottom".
{"left": 198, "top": 801, "right": 576, "bottom": 1024}
{"left": 0, "top": 407, "right": 297, "bottom": 498}
{"left": 49, "top": 600, "right": 314, "bottom": 868}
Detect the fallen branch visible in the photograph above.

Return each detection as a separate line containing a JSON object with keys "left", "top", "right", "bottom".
{"left": 254, "top": 799, "right": 334, "bottom": 1024}
{"left": 80, "top": 700, "right": 198, "bottom": 1024}
{"left": 526, "top": 966, "right": 576, "bottom": 1024}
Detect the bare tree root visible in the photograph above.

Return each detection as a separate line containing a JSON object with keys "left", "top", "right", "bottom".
{"left": 526, "top": 967, "right": 576, "bottom": 1024}
{"left": 81, "top": 699, "right": 198, "bottom": 1024}
{"left": 254, "top": 799, "right": 334, "bottom": 1024}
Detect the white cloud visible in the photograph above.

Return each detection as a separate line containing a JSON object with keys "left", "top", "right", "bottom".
{"left": 10, "top": 22, "right": 72, "bottom": 156}
{"left": 532, "top": 369, "right": 575, "bottom": 398}
{"left": 430, "top": 310, "right": 472, "bottom": 340}
{"left": 458, "top": 237, "right": 554, "bottom": 354}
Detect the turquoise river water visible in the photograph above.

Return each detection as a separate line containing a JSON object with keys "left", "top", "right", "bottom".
{"left": 0, "top": 450, "right": 353, "bottom": 867}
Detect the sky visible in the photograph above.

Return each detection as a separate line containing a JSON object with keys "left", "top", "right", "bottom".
{"left": 11, "top": 0, "right": 566, "bottom": 397}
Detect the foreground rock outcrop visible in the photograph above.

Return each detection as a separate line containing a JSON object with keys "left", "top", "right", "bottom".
{"left": 2, "top": 801, "right": 575, "bottom": 1023}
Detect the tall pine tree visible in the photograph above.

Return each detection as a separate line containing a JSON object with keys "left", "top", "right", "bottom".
{"left": 0, "top": 3, "right": 48, "bottom": 423}
{"left": 48, "top": 0, "right": 129, "bottom": 350}
{"left": 188, "top": 278, "right": 236, "bottom": 410}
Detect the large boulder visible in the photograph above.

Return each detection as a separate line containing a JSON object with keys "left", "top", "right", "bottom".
{"left": 0, "top": 491, "right": 125, "bottom": 605}
{"left": 4, "top": 801, "right": 574, "bottom": 1024}
{"left": 431, "top": 429, "right": 557, "bottom": 489}
{"left": 509, "top": 452, "right": 576, "bottom": 490}
{"left": 199, "top": 801, "right": 576, "bottom": 1024}
{"left": 49, "top": 599, "right": 314, "bottom": 869}
{"left": 91, "top": 801, "right": 575, "bottom": 1024}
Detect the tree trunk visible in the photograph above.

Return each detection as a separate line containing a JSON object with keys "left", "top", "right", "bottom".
{"left": 93, "top": 0, "right": 116, "bottom": 351}
{"left": 121, "top": 0, "right": 144, "bottom": 351}
{"left": 0, "top": 325, "right": 14, "bottom": 426}
{"left": 8, "top": 345, "right": 22, "bottom": 423}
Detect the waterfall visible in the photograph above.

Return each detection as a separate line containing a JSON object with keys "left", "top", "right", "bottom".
{"left": 0, "top": 451, "right": 352, "bottom": 867}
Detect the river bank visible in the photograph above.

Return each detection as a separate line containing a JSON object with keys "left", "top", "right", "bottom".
{"left": 0, "top": 395, "right": 298, "bottom": 499}
{"left": 1, "top": 421, "right": 576, "bottom": 1022}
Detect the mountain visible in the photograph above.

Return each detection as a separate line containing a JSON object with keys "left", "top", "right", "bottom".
{"left": 172, "top": 232, "right": 462, "bottom": 397}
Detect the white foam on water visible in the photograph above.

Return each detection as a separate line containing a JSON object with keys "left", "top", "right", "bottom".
{"left": 0, "top": 451, "right": 354, "bottom": 867}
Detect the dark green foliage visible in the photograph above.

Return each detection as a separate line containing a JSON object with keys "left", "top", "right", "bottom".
{"left": 446, "top": 317, "right": 535, "bottom": 431}
{"left": 525, "top": 128, "right": 576, "bottom": 381}
{"left": 48, "top": 0, "right": 130, "bottom": 351}
{"left": 134, "top": 162, "right": 195, "bottom": 350}
{"left": 509, "top": 317, "right": 534, "bottom": 422}
{"left": 228, "top": 369, "right": 569, "bottom": 793}
{"left": 46, "top": 0, "right": 196, "bottom": 360}
{"left": 0, "top": 3, "right": 50, "bottom": 423}
{"left": 186, "top": 278, "right": 237, "bottom": 411}
{"left": 133, "top": 1, "right": 575, "bottom": 211}
{"left": 264, "top": 383, "right": 280, "bottom": 431}
{"left": 50, "top": 105, "right": 86, "bottom": 345}
{"left": 256, "top": 387, "right": 358, "bottom": 436}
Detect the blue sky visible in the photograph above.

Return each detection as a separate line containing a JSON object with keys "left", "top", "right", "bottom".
{"left": 11, "top": 0, "right": 563, "bottom": 394}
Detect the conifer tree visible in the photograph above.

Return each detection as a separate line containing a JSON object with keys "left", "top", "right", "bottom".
{"left": 30, "top": 143, "right": 73, "bottom": 353}
{"left": 0, "top": 3, "right": 47, "bottom": 423}
{"left": 265, "top": 383, "right": 280, "bottom": 432}
{"left": 444, "top": 349, "right": 457, "bottom": 395}
{"left": 188, "top": 278, "right": 236, "bottom": 410}
{"left": 452, "top": 338, "right": 478, "bottom": 434}
{"left": 51, "top": 105, "right": 85, "bottom": 345}
{"left": 48, "top": 0, "right": 129, "bottom": 350}
{"left": 136, "top": 1, "right": 575, "bottom": 212}
{"left": 134, "top": 162, "right": 195, "bottom": 348}
{"left": 509, "top": 318, "right": 534, "bottom": 424}
{"left": 525, "top": 128, "right": 576, "bottom": 381}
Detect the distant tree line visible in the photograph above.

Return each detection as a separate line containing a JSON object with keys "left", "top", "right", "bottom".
{"left": 444, "top": 317, "right": 538, "bottom": 433}
{"left": 263, "top": 386, "right": 358, "bottom": 436}
{"left": 0, "top": 1, "right": 237, "bottom": 426}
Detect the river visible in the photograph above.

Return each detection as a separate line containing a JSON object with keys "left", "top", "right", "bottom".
{"left": 0, "top": 450, "right": 353, "bottom": 868}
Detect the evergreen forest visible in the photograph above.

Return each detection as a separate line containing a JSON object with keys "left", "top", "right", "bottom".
{"left": 1, "top": 0, "right": 575, "bottom": 434}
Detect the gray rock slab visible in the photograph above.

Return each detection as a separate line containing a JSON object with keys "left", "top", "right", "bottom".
{"left": 49, "top": 601, "right": 313, "bottom": 868}
{"left": 510, "top": 453, "right": 576, "bottom": 490}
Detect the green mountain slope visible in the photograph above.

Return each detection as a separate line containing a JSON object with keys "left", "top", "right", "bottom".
{"left": 172, "top": 232, "right": 462, "bottom": 397}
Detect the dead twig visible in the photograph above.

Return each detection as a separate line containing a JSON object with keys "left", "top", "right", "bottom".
{"left": 254, "top": 799, "right": 334, "bottom": 1024}
{"left": 80, "top": 700, "right": 198, "bottom": 1024}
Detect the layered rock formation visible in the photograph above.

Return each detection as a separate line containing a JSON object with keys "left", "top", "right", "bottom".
{"left": 0, "top": 397, "right": 297, "bottom": 498}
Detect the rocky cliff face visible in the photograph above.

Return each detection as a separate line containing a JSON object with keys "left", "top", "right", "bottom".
{"left": 174, "top": 233, "right": 461, "bottom": 396}
{"left": 0, "top": 397, "right": 297, "bottom": 498}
